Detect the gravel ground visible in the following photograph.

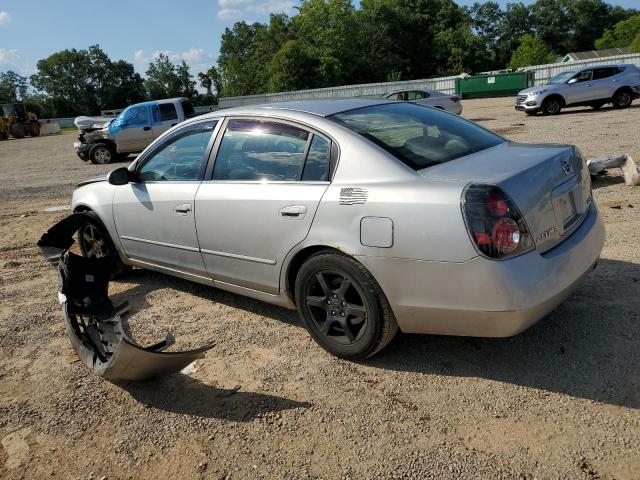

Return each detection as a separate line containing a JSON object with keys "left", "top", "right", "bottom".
{"left": 1, "top": 97, "right": 639, "bottom": 479}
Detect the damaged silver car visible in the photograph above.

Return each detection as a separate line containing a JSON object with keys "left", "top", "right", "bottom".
{"left": 38, "top": 212, "right": 214, "bottom": 381}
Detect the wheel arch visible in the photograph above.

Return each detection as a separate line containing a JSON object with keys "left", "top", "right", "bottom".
{"left": 544, "top": 93, "right": 566, "bottom": 107}
{"left": 285, "top": 245, "right": 342, "bottom": 304}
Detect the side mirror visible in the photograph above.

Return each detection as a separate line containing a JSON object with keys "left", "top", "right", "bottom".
{"left": 107, "top": 167, "right": 131, "bottom": 186}
{"left": 568, "top": 78, "right": 578, "bottom": 84}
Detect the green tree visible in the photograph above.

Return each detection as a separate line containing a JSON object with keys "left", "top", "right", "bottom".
{"left": 267, "top": 40, "right": 324, "bottom": 91}
{"left": 0, "top": 70, "right": 28, "bottom": 102}
{"left": 176, "top": 61, "right": 197, "bottom": 98}
{"left": 30, "top": 45, "right": 146, "bottom": 116}
{"left": 595, "top": 15, "right": 640, "bottom": 48}
{"left": 145, "top": 53, "right": 181, "bottom": 99}
{"left": 632, "top": 32, "right": 640, "bottom": 53}
{"left": 508, "top": 34, "right": 555, "bottom": 69}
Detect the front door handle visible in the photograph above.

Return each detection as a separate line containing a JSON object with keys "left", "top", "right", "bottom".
{"left": 279, "top": 205, "right": 307, "bottom": 219}
{"left": 143, "top": 126, "right": 151, "bottom": 131}
{"left": 174, "top": 204, "right": 192, "bottom": 215}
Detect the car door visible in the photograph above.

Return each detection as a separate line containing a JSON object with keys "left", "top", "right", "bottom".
{"left": 112, "top": 119, "right": 220, "bottom": 278}
{"left": 591, "top": 67, "right": 618, "bottom": 99}
{"left": 564, "top": 69, "right": 594, "bottom": 104}
{"left": 151, "top": 103, "right": 181, "bottom": 138}
{"left": 113, "top": 104, "right": 155, "bottom": 152}
{"left": 195, "top": 117, "right": 333, "bottom": 294}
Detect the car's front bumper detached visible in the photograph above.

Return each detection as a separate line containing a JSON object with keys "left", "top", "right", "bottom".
{"left": 37, "top": 213, "right": 214, "bottom": 381}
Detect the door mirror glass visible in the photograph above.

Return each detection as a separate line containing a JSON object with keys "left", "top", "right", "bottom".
{"left": 108, "top": 167, "right": 131, "bottom": 185}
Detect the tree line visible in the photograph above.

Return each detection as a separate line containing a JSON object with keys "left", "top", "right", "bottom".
{"left": 1, "top": 0, "right": 639, "bottom": 118}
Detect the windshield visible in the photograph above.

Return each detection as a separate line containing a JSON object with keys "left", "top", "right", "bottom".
{"left": 330, "top": 103, "right": 504, "bottom": 170}
{"left": 546, "top": 71, "right": 576, "bottom": 85}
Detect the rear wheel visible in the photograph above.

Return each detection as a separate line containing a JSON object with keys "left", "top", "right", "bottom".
{"left": 78, "top": 213, "right": 128, "bottom": 278}
{"left": 612, "top": 89, "right": 633, "bottom": 109}
{"left": 10, "top": 124, "right": 26, "bottom": 139}
{"left": 542, "top": 97, "right": 562, "bottom": 115}
{"left": 90, "top": 143, "right": 115, "bottom": 164}
{"left": 295, "top": 252, "right": 398, "bottom": 359}
{"left": 29, "top": 121, "right": 40, "bottom": 137}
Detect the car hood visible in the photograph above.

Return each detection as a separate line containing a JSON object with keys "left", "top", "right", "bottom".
{"left": 77, "top": 175, "right": 107, "bottom": 187}
{"left": 518, "top": 85, "right": 556, "bottom": 95}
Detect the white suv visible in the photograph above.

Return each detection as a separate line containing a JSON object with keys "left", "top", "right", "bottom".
{"left": 516, "top": 64, "right": 640, "bottom": 115}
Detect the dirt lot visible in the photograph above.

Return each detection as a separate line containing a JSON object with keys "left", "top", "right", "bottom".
{"left": 1, "top": 97, "right": 639, "bottom": 479}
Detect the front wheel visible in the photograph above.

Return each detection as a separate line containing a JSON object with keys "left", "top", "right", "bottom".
{"left": 89, "top": 143, "right": 115, "bottom": 164}
{"left": 30, "top": 121, "right": 41, "bottom": 137}
{"left": 612, "top": 89, "right": 633, "bottom": 109}
{"left": 295, "top": 252, "right": 398, "bottom": 359}
{"left": 78, "top": 214, "right": 128, "bottom": 278}
{"left": 542, "top": 97, "right": 562, "bottom": 115}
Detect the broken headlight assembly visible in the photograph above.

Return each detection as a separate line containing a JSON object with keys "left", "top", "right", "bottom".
{"left": 37, "top": 213, "right": 214, "bottom": 381}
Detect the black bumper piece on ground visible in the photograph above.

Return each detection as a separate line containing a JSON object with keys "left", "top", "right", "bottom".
{"left": 37, "top": 213, "right": 214, "bottom": 381}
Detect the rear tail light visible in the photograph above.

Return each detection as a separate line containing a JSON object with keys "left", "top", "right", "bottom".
{"left": 463, "top": 184, "right": 534, "bottom": 259}
{"left": 450, "top": 96, "right": 460, "bottom": 103}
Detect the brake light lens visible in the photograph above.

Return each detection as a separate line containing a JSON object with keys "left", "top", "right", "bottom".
{"left": 463, "top": 185, "right": 534, "bottom": 259}
{"left": 450, "top": 96, "right": 460, "bottom": 103}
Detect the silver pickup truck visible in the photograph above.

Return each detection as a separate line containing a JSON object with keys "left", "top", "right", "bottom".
{"left": 74, "top": 97, "right": 196, "bottom": 164}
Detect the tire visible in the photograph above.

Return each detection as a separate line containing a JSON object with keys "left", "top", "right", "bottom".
{"left": 295, "top": 251, "right": 398, "bottom": 359}
{"left": 0, "top": 131, "right": 7, "bottom": 141}
{"left": 541, "top": 97, "right": 562, "bottom": 115}
{"left": 10, "top": 123, "right": 26, "bottom": 139}
{"left": 77, "top": 212, "right": 129, "bottom": 278}
{"left": 29, "top": 121, "right": 40, "bottom": 137}
{"left": 89, "top": 143, "right": 115, "bottom": 164}
{"left": 612, "top": 89, "right": 633, "bottom": 109}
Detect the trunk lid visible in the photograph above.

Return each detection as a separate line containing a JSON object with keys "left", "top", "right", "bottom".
{"left": 418, "top": 142, "right": 592, "bottom": 253}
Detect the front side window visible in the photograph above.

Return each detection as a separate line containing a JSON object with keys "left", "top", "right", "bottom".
{"left": 213, "top": 119, "right": 310, "bottom": 181}
{"left": 137, "top": 120, "right": 217, "bottom": 181}
{"left": 330, "top": 102, "right": 504, "bottom": 170}
{"left": 573, "top": 70, "right": 593, "bottom": 83}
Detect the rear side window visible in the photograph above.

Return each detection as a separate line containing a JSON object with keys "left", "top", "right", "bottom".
{"left": 158, "top": 103, "right": 178, "bottom": 121}
{"left": 181, "top": 100, "right": 195, "bottom": 118}
{"left": 593, "top": 68, "right": 617, "bottom": 80}
{"left": 213, "top": 119, "right": 310, "bottom": 181}
{"left": 302, "top": 135, "right": 331, "bottom": 181}
{"left": 331, "top": 102, "right": 504, "bottom": 170}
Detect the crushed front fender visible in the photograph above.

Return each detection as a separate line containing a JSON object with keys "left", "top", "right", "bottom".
{"left": 38, "top": 212, "right": 214, "bottom": 381}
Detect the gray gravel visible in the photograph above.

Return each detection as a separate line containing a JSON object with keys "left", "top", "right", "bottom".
{"left": 0, "top": 98, "right": 639, "bottom": 479}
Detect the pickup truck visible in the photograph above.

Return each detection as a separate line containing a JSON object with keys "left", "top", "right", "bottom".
{"left": 74, "top": 97, "right": 196, "bottom": 164}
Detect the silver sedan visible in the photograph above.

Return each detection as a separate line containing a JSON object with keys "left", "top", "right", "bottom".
{"left": 383, "top": 89, "right": 463, "bottom": 115}
{"left": 71, "top": 99, "right": 604, "bottom": 359}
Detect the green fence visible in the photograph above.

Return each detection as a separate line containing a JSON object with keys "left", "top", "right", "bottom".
{"left": 454, "top": 71, "right": 535, "bottom": 99}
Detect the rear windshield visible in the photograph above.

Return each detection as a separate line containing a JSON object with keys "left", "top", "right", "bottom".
{"left": 330, "top": 103, "right": 504, "bottom": 170}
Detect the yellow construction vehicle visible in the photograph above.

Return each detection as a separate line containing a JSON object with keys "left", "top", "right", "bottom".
{"left": 0, "top": 103, "right": 40, "bottom": 140}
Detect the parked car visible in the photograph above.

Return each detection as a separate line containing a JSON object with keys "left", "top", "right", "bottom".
{"left": 70, "top": 99, "right": 604, "bottom": 359}
{"left": 516, "top": 64, "right": 640, "bottom": 115}
{"left": 383, "top": 89, "right": 463, "bottom": 115}
{"left": 74, "top": 97, "right": 196, "bottom": 164}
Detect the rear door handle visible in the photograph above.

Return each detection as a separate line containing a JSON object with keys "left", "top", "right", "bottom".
{"left": 143, "top": 126, "right": 151, "bottom": 131}
{"left": 174, "top": 204, "right": 192, "bottom": 215}
{"left": 279, "top": 205, "right": 307, "bottom": 219}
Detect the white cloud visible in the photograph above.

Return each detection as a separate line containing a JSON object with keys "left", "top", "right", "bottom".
{"left": 132, "top": 48, "right": 213, "bottom": 76}
{"left": 0, "top": 11, "right": 10, "bottom": 26}
{"left": 0, "top": 48, "right": 34, "bottom": 76}
{"left": 216, "top": 0, "right": 294, "bottom": 21}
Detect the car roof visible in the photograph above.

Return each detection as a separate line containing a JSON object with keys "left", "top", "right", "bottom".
{"left": 222, "top": 98, "right": 399, "bottom": 117}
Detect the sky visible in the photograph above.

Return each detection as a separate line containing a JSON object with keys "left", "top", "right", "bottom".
{"left": 0, "top": 0, "right": 638, "bottom": 79}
